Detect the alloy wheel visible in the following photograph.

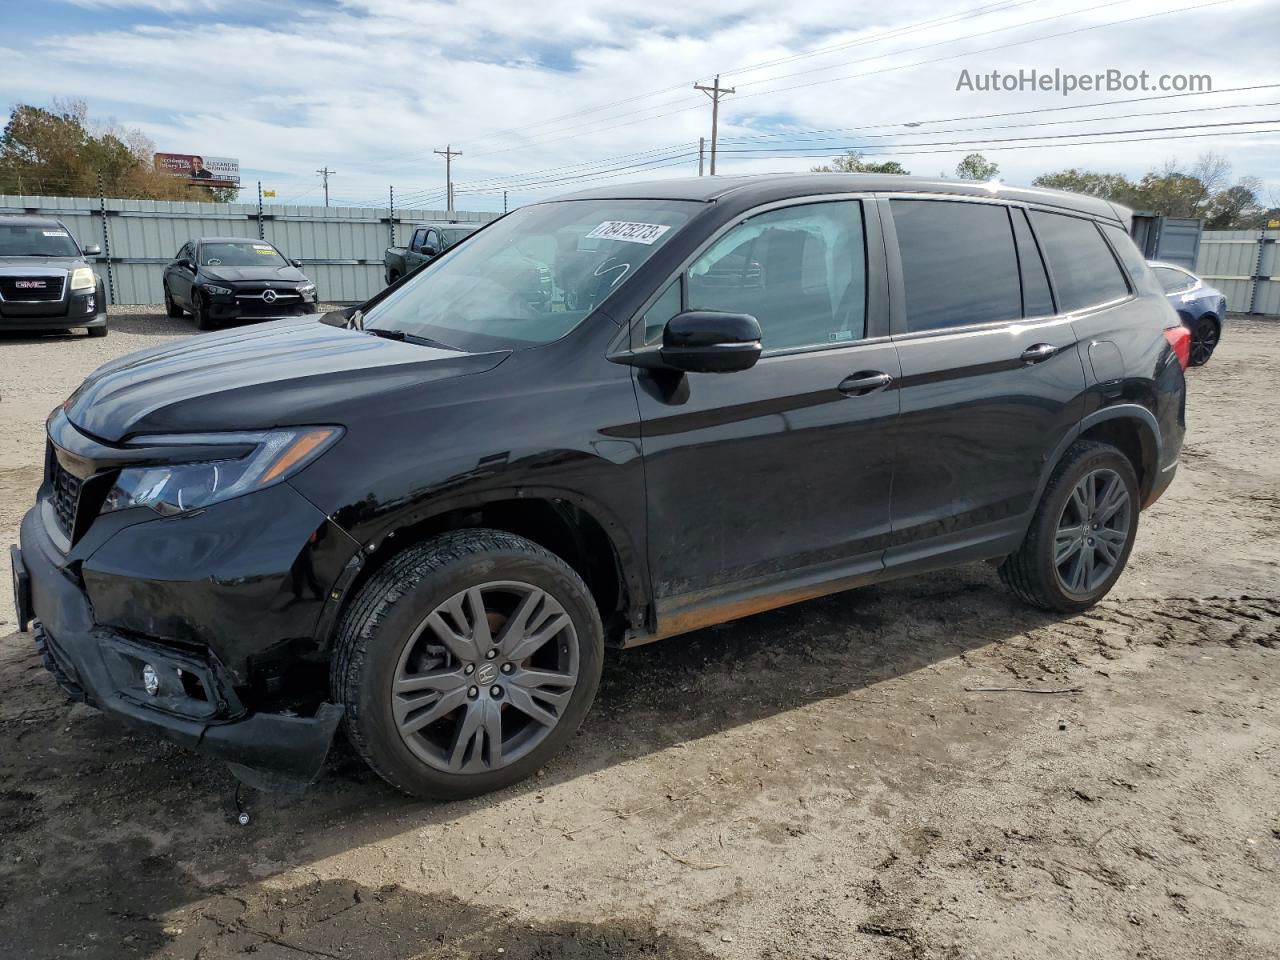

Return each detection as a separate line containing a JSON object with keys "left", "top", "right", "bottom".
{"left": 1053, "top": 468, "right": 1132, "bottom": 597}
{"left": 392, "top": 581, "right": 579, "bottom": 773}
{"left": 1190, "top": 319, "right": 1218, "bottom": 366}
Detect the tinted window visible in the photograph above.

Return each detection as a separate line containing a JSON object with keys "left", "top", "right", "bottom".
{"left": 687, "top": 200, "right": 866, "bottom": 352}
{"left": 643, "top": 280, "right": 683, "bottom": 345}
{"left": 891, "top": 200, "right": 1021, "bottom": 332}
{"left": 1101, "top": 224, "right": 1163, "bottom": 298}
{"left": 1030, "top": 212, "right": 1130, "bottom": 312}
{"left": 1011, "top": 209, "right": 1054, "bottom": 316}
{"left": 411, "top": 229, "right": 426, "bottom": 250}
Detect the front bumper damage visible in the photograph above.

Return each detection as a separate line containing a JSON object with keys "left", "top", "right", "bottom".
{"left": 14, "top": 497, "right": 346, "bottom": 791}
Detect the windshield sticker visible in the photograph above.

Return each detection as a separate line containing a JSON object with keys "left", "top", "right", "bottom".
{"left": 255, "top": 248, "right": 276, "bottom": 254}
{"left": 42, "top": 230, "right": 70, "bottom": 237}
{"left": 585, "top": 221, "right": 671, "bottom": 245}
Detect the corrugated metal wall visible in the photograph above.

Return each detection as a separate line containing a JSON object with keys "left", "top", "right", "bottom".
{"left": 0, "top": 194, "right": 500, "bottom": 305}
{"left": 1196, "top": 229, "right": 1280, "bottom": 316}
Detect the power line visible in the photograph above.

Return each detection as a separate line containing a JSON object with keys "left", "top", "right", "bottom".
{"left": 713, "top": 119, "right": 1280, "bottom": 160}
{"left": 732, "top": 0, "right": 1240, "bottom": 103}
{"left": 717, "top": 81, "right": 1280, "bottom": 143}
{"left": 454, "top": 0, "right": 1040, "bottom": 154}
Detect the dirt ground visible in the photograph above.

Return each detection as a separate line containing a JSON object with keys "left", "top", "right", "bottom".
{"left": 0, "top": 311, "right": 1277, "bottom": 960}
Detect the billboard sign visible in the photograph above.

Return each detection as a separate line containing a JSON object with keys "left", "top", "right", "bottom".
{"left": 154, "top": 153, "right": 240, "bottom": 188}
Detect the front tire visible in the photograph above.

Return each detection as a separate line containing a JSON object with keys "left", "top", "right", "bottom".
{"left": 87, "top": 325, "right": 108, "bottom": 338}
{"left": 999, "top": 441, "right": 1139, "bottom": 613}
{"left": 163, "top": 283, "right": 183, "bottom": 318}
{"left": 332, "top": 530, "right": 604, "bottom": 800}
{"left": 191, "top": 290, "right": 216, "bottom": 331}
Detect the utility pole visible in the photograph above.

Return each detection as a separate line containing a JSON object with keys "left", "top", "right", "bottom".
{"left": 694, "top": 75, "right": 734, "bottom": 176}
{"left": 316, "top": 166, "right": 336, "bottom": 206}
{"left": 698, "top": 137, "right": 705, "bottom": 176}
{"left": 434, "top": 144, "right": 462, "bottom": 217}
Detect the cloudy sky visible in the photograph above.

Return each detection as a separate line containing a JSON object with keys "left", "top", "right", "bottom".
{"left": 2, "top": 0, "right": 1278, "bottom": 212}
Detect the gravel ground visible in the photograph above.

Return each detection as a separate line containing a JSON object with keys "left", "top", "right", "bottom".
{"left": 0, "top": 311, "right": 1277, "bottom": 960}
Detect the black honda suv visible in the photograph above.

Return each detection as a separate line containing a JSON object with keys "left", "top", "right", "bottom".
{"left": 12, "top": 175, "right": 1187, "bottom": 800}
{"left": 161, "top": 237, "right": 318, "bottom": 329}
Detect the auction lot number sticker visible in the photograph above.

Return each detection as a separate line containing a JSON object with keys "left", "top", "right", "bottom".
{"left": 586, "top": 221, "right": 672, "bottom": 245}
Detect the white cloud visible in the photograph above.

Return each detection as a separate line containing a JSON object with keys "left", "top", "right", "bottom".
{"left": 5, "top": 0, "right": 1279, "bottom": 209}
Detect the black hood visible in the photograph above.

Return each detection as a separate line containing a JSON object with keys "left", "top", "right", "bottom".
{"left": 64, "top": 317, "right": 508, "bottom": 442}
{"left": 201, "top": 264, "right": 309, "bottom": 284}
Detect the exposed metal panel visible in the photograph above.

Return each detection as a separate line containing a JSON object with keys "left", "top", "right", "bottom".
{"left": 1196, "top": 229, "right": 1280, "bottom": 316}
{"left": 0, "top": 194, "right": 499, "bottom": 304}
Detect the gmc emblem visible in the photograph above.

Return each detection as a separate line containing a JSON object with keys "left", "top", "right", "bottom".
{"left": 15, "top": 280, "right": 46, "bottom": 289}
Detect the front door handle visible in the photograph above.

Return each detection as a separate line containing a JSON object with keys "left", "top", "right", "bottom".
{"left": 838, "top": 371, "right": 893, "bottom": 396}
{"left": 1021, "top": 343, "right": 1058, "bottom": 364}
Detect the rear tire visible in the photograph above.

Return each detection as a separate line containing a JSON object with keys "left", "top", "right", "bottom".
{"left": 1188, "top": 316, "right": 1219, "bottom": 366}
{"left": 999, "top": 441, "right": 1139, "bottom": 613}
{"left": 332, "top": 529, "right": 603, "bottom": 800}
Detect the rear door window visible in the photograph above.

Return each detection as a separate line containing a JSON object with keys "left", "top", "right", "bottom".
{"left": 1030, "top": 211, "right": 1130, "bottom": 312}
{"left": 890, "top": 199, "right": 1022, "bottom": 333}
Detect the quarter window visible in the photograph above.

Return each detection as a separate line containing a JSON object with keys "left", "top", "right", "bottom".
{"left": 1011, "top": 209, "right": 1054, "bottom": 317}
{"left": 1030, "top": 211, "right": 1130, "bottom": 312}
{"left": 890, "top": 199, "right": 1022, "bottom": 333}
{"left": 1152, "top": 265, "right": 1195, "bottom": 294}
{"left": 686, "top": 200, "right": 866, "bottom": 352}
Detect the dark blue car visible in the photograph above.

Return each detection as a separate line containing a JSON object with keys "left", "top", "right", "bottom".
{"left": 1149, "top": 261, "right": 1226, "bottom": 366}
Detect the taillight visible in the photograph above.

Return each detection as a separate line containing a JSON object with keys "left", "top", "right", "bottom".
{"left": 1164, "top": 325, "right": 1191, "bottom": 370}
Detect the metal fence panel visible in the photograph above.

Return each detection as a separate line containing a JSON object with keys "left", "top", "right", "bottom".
{"left": 0, "top": 194, "right": 500, "bottom": 305}
{"left": 1196, "top": 229, "right": 1280, "bottom": 316}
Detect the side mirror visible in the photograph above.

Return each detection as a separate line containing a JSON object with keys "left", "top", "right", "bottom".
{"left": 660, "top": 310, "right": 762, "bottom": 373}
{"left": 421, "top": 246, "right": 438, "bottom": 258}
{"left": 82, "top": 243, "right": 102, "bottom": 256}
{"left": 291, "top": 258, "right": 303, "bottom": 268}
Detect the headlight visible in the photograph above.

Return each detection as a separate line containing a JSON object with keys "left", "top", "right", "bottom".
{"left": 102, "top": 427, "right": 342, "bottom": 516}
{"left": 203, "top": 283, "right": 233, "bottom": 296}
{"left": 70, "top": 267, "right": 96, "bottom": 291}
{"left": 299, "top": 283, "right": 316, "bottom": 296}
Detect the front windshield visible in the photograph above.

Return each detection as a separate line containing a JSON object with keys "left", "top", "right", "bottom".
{"left": 200, "top": 241, "right": 287, "bottom": 267}
{"left": 365, "top": 199, "right": 698, "bottom": 351}
{"left": 0, "top": 224, "right": 80, "bottom": 258}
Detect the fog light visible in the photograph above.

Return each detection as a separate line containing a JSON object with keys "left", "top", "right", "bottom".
{"left": 141, "top": 663, "right": 160, "bottom": 696}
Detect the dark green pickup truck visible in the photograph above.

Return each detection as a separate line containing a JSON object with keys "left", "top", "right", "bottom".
{"left": 383, "top": 222, "right": 480, "bottom": 285}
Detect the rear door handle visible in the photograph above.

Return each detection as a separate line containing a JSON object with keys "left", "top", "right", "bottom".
{"left": 838, "top": 371, "right": 893, "bottom": 396}
{"left": 1020, "top": 343, "right": 1058, "bottom": 364}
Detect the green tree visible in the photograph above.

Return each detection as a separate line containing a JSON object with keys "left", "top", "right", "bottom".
{"left": 811, "top": 151, "right": 910, "bottom": 175}
{"left": 955, "top": 153, "right": 999, "bottom": 180}
{"left": 0, "top": 99, "right": 236, "bottom": 201}
{"left": 1032, "top": 168, "right": 1137, "bottom": 204}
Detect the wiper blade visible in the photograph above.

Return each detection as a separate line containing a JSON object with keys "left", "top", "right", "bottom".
{"left": 363, "top": 327, "right": 458, "bottom": 351}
